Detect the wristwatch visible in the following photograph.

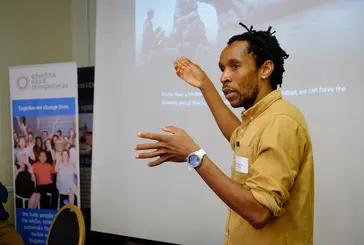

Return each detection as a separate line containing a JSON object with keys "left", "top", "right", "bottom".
{"left": 186, "top": 149, "right": 206, "bottom": 169}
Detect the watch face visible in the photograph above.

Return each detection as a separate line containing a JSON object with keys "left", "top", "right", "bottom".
{"left": 188, "top": 154, "right": 200, "bottom": 168}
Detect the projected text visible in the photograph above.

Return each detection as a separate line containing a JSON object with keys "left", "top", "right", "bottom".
{"left": 161, "top": 85, "right": 347, "bottom": 106}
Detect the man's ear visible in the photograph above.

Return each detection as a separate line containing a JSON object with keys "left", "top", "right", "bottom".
{"left": 260, "top": 60, "right": 274, "bottom": 80}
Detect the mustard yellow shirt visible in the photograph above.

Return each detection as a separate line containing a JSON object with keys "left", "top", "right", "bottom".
{"left": 225, "top": 90, "right": 314, "bottom": 245}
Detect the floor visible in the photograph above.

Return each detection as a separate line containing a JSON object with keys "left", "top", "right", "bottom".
{"left": 82, "top": 209, "right": 175, "bottom": 245}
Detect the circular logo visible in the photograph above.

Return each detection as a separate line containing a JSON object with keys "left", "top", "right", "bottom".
{"left": 16, "top": 76, "right": 29, "bottom": 90}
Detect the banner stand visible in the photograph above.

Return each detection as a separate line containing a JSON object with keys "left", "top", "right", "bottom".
{"left": 9, "top": 62, "right": 80, "bottom": 245}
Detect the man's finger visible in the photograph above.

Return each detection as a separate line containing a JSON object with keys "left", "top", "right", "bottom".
{"left": 180, "top": 56, "right": 192, "bottom": 66}
{"left": 148, "top": 155, "right": 169, "bottom": 167}
{"left": 138, "top": 132, "right": 169, "bottom": 142}
{"left": 134, "top": 142, "right": 166, "bottom": 150}
{"left": 176, "top": 67, "right": 182, "bottom": 76}
{"left": 173, "top": 61, "right": 179, "bottom": 70}
{"left": 162, "top": 126, "right": 183, "bottom": 134}
{"left": 175, "top": 58, "right": 187, "bottom": 68}
{"left": 136, "top": 149, "right": 167, "bottom": 159}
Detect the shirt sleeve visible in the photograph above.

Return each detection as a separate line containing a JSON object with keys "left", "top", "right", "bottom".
{"left": 245, "top": 114, "right": 307, "bottom": 217}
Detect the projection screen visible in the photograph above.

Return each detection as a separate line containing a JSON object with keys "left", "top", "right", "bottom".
{"left": 91, "top": 0, "right": 364, "bottom": 244}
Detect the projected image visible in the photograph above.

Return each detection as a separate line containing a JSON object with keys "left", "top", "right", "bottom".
{"left": 12, "top": 116, "right": 79, "bottom": 210}
{"left": 135, "top": 0, "right": 355, "bottom": 108}
{"left": 135, "top": 0, "right": 341, "bottom": 66}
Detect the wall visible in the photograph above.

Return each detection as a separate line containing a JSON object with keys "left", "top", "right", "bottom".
{"left": 71, "top": 0, "right": 96, "bottom": 67}
{"left": 0, "top": 0, "right": 73, "bottom": 221}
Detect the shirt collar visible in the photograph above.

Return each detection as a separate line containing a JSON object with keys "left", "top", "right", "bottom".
{"left": 241, "top": 90, "right": 282, "bottom": 127}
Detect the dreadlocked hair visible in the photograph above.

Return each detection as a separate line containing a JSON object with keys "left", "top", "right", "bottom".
{"left": 227, "top": 23, "right": 289, "bottom": 90}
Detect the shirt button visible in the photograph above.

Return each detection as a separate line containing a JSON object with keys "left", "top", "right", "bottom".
{"left": 250, "top": 117, "right": 254, "bottom": 121}
{"left": 225, "top": 231, "right": 229, "bottom": 236}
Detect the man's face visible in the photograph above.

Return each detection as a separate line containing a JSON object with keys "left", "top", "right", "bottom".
{"left": 219, "top": 41, "right": 260, "bottom": 109}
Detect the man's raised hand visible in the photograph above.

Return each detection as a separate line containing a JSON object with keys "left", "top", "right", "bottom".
{"left": 173, "top": 57, "right": 209, "bottom": 89}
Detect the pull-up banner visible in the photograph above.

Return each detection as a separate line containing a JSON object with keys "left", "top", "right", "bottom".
{"left": 9, "top": 62, "right": 80, "bottom": 245}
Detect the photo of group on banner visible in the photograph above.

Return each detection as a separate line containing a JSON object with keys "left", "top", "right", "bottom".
{"left": 12, "top": 115, "right": 79, "bottom": 210}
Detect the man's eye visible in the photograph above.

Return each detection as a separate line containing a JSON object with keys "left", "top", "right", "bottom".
{"left": 233, "top": 64, "right": 239, "bottom": 69}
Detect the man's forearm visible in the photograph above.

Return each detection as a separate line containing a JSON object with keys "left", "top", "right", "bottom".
{"left": 200, "top": 80, "right": 241, "bottom": 141}
{"left": 195, "top": 156, "right": 271, "bottom": 229}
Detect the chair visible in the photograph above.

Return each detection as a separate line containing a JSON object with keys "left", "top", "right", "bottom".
{"left": 47, "top": 192, "right": 52, "bottom": 204}
{"left": 45, "top": 192, "right": 61, "bottom": 210}
{"left": 16, "top": 194, "right": 41, "bottom": 209}
{"left": 15, "top": 194, "right": 29, "bottom": 208}
{"left": 46, "top": 204, "right": 85, "bottom": 245}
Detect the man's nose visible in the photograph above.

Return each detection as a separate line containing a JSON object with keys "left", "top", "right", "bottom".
{"left": 220, "top": 72, "right": 231, "bottom": 84}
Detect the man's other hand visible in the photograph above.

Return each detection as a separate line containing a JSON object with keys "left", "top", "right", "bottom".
{"left": 135, "top": 126, "right": 200, "bottom": 167}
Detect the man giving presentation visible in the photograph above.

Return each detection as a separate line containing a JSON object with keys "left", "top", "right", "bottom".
{"left": 135, "top": 23, "right": 314, "bottom": 245}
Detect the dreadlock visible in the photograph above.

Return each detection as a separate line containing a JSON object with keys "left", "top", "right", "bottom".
{"left": 227, "top": 23, "right": 289, "bottom": 90}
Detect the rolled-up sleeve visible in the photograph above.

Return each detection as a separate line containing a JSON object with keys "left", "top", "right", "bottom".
{"left": 245, "top": 115, "right": 307, "bottom": 217}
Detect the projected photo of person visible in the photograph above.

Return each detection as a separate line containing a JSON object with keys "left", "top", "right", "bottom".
{"left": 12, "top": 115, "right": 79, "bottom": 210}
{"left": 136, "top": 0, "right": 216, "bottom": 68}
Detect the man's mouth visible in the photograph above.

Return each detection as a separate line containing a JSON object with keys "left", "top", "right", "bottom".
{"left": 223, "top": 89, "right": 238, "bottom": 100}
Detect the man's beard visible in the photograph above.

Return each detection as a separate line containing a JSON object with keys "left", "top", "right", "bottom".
{"left": 237, "top": 87, "right": 259, "bottom": 110}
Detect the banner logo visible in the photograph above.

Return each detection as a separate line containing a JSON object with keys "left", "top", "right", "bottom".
{"left": 16, "top": 72, "right": 69, "bottom": 91}
{"left": 16, "top": 76, "right": 30, "bottom": 90}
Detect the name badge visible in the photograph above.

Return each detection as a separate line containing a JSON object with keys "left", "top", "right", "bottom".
{"left": 235, "top": 156, "right": 249, "bottom": 174}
